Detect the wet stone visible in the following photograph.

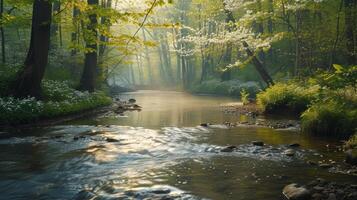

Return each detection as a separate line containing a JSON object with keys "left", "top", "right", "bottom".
{"left": 106, "top": 138, "right": 120, "bottom": 143}
{"left": 284, "top": 149, "right": 295, "bottom": 157}
{"left": 252, "top": 141, "right": 264, "bottom": 146}
{"left": 283, "top": 183, "right": 311, "bottom": 200}
{"left": 289, "top": 143, "right": 301, "bottom": 148}
{"left": 220, "top": 145, "right": 237, "bottom": 152}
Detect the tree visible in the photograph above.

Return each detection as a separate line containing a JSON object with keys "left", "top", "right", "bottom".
{"left": 0, "top": 0, "right": 5, "bottom": 63}
{"left": 79, "top": 0, "right": 99, "bottom": 92}
{"left": 10, "top": 0, "right": 52, "bottom": 99}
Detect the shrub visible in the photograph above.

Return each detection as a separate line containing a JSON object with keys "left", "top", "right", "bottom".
{"left": 190, "top": 79, "right": 260, "bottom": 98}
{"left": 301, "top": 86, "right": 357, "bottom": 137}
{"left": 301, "top": 100, "right": 357, "bottom": 137}
{"left": 256, "top": 82, "right": 319, "bottom": 114}
{"left": 0, "top": 97, "right": 43, "bottom": 123}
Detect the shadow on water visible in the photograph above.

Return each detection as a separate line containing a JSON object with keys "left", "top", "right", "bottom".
{"left": 0, "top": 91, "right": 355, "bottom": 200}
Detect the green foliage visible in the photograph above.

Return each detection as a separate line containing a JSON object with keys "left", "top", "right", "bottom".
{"left": 240, "top": 89, "right": 249, "bottom": 105}
{"left": 309, "top": 65, "right": 357, "bottom": 89}
{"left": 256, "top": 82, "right": 319, "bottom": 114}
{"left": 0, "top": 64, "right": 21, "bottom": 96}
{"left": 301, "top": 99, "right": 357, "bottom": 138}
{"left": 0, "top": 80, "right": 112, "bottom": 124}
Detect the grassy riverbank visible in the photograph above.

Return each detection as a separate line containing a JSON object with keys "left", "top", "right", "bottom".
{"left": 257, "top": 65, "right": 357, "bottom": 137}
{"left": 0, "top": 80, "right": 112, "bottom": 125}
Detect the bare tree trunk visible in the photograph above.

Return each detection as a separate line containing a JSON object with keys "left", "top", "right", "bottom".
{"left": 344, "top": 0, "right": 356, "bottom": 64}
{"left": 79, "top": 0, "right": 98, "bottom": 92}
{"left": 10, "top": 0, "right": 52, "bottom": 99}
{"left": 0, "top": 0, "right": 5, "bottom": 63}
{"left": 242, "top": 41, "right": 274, "bottom": 86}
{"left": 71, "top": 7, "right": 80, "bottom": 56}
{"left": 142, "top": 28, "right": 153, "bottom": 84}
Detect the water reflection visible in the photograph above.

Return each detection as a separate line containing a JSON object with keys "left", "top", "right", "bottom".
{"left": 0, "top": 91, "right": 355, "bottom": 200}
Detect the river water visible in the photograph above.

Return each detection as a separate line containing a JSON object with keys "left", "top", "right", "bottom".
{"left": 0, "top": 91, "right": 355, "bottom": 200}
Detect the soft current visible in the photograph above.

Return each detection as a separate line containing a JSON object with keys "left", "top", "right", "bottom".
{"left": 0, "top": 91, "right": 355, "bottom": 200}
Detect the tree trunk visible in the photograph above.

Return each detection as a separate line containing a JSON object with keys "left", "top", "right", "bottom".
{"left": 344, "top": 0, "right": 356, "bottom": 64}
{"left": 50, "top": 0, "right": 61, "bottom": 49}
{"left": 242, "top": 41, "right": 274, "bottom": 86}
{"left": 71, "top": 7, "right": 80, "bottom": 56}
{"left": 10, "top": 0, "right": 52, "bottom": 99}
{"left": 142, "top": 28, "right": 153, "bottom": 84}
{"left": 79, "top": 0, "right": 98, "bottom": 92}
{"left": 0, "top": 0, "right": 5, "bottom": 63}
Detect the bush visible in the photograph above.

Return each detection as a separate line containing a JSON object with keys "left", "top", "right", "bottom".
{"left": 0, "top": 80, "right": 112, "bottom": 124}
{"left": 190, "top": 79, "right": 260, "bottom": 98}
{"left": 256, "top": 82, "right": 319, "bottom": 114}
{"left": 301, "top": 100, "right": 357, "bottom": 137}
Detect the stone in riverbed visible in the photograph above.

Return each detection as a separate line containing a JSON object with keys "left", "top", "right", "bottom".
{"left": 284, "top": 149, "right": 295, "bottom": 156}
{"left": 220, "top": 145, "right": 237, "bottom": 152}
{"left": 289, "top": 143, "right": 301, "bottom": 148}
{"left": 200, "top": 123, "right": 210, "bottom": 127}
{"left": 345, "top": 149, "right": 357, "bottom": 165}
{"left": 106, "top": 138, "right": 120, "bottom": 143}
{"left": 283, "top": 183, "right": 311, "bottom": 200}
{"left": 128, "top": 98, "right": 136, "bottom": 103}
{"left": 252, "top": 141, "right": 264, "bottom": 146}
{"left": 319, "top": 163, "right": 333, "bottom": 169}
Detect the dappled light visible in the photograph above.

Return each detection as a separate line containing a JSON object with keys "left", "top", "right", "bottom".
{"left": 0, "top": 0, "right": 356, "bottom": 199}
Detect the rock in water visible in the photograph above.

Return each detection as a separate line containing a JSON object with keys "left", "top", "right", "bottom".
{"left": 252, "top": 141, "right": 264, "bottom": 146}
{"left": 283, "top": 184, "right": 311, "bottom": 200}
{"left": 200, "top": 123, "right": 210, "bottom": 127}
{"left": 345, "top": 149, "right": 357, "bottom": 165}
{"left": 128, "top": 98, "right": 136, "bottom": 103}
{"left": 289, "top": 143, "right": 301, "bottom": 148}
{"left": 106, "top": 138, "right": 120, "bottom": 143}
{"left": 284, "top": 149, "right": 295, "bottom": 156}
{"left": 220, "top": 145, "right": 237, "bottom": 152}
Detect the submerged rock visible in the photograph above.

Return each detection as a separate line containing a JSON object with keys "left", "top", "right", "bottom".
{"left": 283, "top": 183, "right": 311, "bottom": 200}
{"left": 345, "top": 149, "right": 357, "bottom": 165}
{"left": 252, "top": 141, "right": 264, "bottom": 146}
{"left": 284, "top": 149, "right": 295, "bottom": 157}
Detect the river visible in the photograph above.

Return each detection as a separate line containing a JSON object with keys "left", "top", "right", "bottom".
{"left": 0, "top": 91, "right": 355, "bottom": 200}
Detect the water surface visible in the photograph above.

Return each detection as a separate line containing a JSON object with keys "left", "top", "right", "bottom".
{"left": 0, "top": 91, "right": 355, "bottom": 200}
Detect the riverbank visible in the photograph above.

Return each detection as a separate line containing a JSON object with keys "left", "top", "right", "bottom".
{"left": 0, "top": 80, "right": 113, "bottom": 126}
